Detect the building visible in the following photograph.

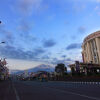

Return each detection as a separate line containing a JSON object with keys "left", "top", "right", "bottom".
{"left": 82, "top": 31, "right": 100, "bottom": 64}
{"left": 69, "top": 31, "right": 100, "bottom": 76}
{"left": 69, "top": 61, "right": 100, "bottom": 76}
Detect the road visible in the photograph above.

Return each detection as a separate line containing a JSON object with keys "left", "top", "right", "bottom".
{"left": 0, "top": 80, "right": 100, "bottom": 100}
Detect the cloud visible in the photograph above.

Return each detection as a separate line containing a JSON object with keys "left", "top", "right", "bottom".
{"left": 61, "top": 55, "right": 67, "bottom": 58}
{"left": 63, "top": 0, "right": 100, "bottom": 3}
{"left": 15, "top": 0, "right": 48, "bottom": 16}
{"left": 78, "top": 26, "right": 86, "bottom": 34}
{"left": 51, "top": 57, "right": 73, "bottom": 65}
{"left": 73, "top": 4, "right": 86, "bottom": 13}
{"left": 42, "top": 55, "right": 50, "bottom": 59}
{"left": 17, "top": 0, "right": 42, "bottom": 15}
{"left": 66, "top": 43, "right": 82, "bottom": 50}
{"left": 71, "top": 35, "right": 76, "bottom": 40}
{"left": 19, "top": 32, "right": 37, "bottom": 44}
{"left": 94, "top": 6, "right": 100, "bottom": 16}
{"left": 34, "top": 47, "right": 46, "bottom": 55}
{"left": 18, "top": 20, "right": 31, "bottom": 33}
{"left": 17, "top": 20, "right": 37, "bottom": 44}
{"left": 43, "top": 39, "right": 56, "bottom": 48}
{"left": 96, "top": 0, "right": 100, "bottom": 3}
{"left": 47, "top": 14, "right": 56, "bottom": 21}
{"left": 0, "top": 45, "right": 46, "bottom": 60}
{"left": 66, "top": 58, "right": 72, "bottom": 61}
{"left": 1, "top": 20, "right": 37, "bottom": 48}
{"left": 0, "top": 24, "right": 14, "bottom": 45}
{"left": 95, "top": 6, "right": 100, "bottom": 10}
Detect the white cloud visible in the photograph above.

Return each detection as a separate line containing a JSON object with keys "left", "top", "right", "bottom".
{"left": 97, "top": 12, "right": 100, "bottom": 16}
{"left": 73, "top": 4, "right": 86, "bottom": 13}
{"left": 95, "top": 6, "right": 100, "bottom": 10}
{"left": 94, "top": 6, "right": 100, "bottom": 16}
{"left": 57, "top": 0, "right": 100, "bottom": 3}
{"left": 17, "top": 0, "right": 44, "bottom": 15}
{"left": 7, "top": 59, "right": 43, "bottom": 70}
{"left": 96, "top": 0, "right": 100, "bottom": 3}
{"left": 78, "top": 26, "right": 86, "bottom": 34}
{"left": 47, "top": 14, "right": 56, "bottom": 21}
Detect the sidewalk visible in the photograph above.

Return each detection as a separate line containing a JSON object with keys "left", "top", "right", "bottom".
{"left": 0, "top": 80, "right": 16, "bottom": 100}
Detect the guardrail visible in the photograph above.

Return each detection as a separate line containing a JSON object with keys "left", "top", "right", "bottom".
{"left": 64, "top": 81, "right": 100, "bottom": 85}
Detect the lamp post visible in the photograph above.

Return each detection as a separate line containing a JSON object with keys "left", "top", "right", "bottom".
{"left": 0, "top": 21, "right": 1, "bottom": 24}
{"left": 0, "top": 21, "right": 7, "bottom": 80}
{"left": 0, "top": 42, "right": 5, "bottom": 44}
{"left": 0, "top": 21, "right": 5, "bottom": 44}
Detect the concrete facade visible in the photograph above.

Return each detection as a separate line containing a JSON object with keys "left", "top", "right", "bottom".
{"left": 82, "top": 31, "right": 100, "bottom": 64}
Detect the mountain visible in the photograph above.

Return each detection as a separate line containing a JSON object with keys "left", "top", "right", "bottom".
{"left": 28, "top": 64, "right": 54, "bottom": 73}
{"left": 10, "top": 69, "right": 24, "bottom": 74}
{"left": 11, "top": 64, "right": 54, "bottom": 74}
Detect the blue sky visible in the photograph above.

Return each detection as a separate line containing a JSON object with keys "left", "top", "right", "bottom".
{"left": 0, "top": 0, "right": 100, "bottom": 70}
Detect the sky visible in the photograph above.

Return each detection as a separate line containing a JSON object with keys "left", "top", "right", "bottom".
{"left": 0, "top": 0, "right": 100, "bottom": 70}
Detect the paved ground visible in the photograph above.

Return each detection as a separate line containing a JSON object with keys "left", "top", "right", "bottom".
{"left": 0, "top": 80, "right": 16, "bottom": 100}
{"left": 0, "top": 80, "right": 100, "bottom": 100}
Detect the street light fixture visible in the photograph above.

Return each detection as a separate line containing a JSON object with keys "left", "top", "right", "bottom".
{"left": 1, "top": 42, "right": 5, "bottom": 44}
{"left": 0, "top": 42, "right": 5, "bottom": 44}
{"left": 0, "top": 21, "right": 5, "bottom": 44}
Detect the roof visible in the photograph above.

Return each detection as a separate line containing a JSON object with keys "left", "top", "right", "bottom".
{"left": 82, "top": 31, "right": 100, "bottom": 46}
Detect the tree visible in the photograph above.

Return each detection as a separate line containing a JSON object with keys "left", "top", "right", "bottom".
{"left": 55, "top": 63, "right": 67, "bottom": 76}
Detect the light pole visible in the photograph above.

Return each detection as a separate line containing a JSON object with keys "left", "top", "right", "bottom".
{"left": 0, "top": 21, "right": 5, "bottom": 44}
{"left": 0, "top": 21, "right": 1, "bottom": 24}
{"left": 0, "top": 42, "right": 5, "bottom": 44}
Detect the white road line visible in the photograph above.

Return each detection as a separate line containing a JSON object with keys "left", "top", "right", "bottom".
{"left": 12, "top": 82, "right": 20, "bottom": 100}
{"left": 14, "top": 81, "right": 100, "bottom": 100}
{"left": 45, "top": 87, "right": 100, "bottom": 100}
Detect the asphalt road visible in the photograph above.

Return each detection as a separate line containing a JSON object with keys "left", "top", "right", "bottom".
{"left": 0, "top": 80, "right": 100, "bottom": 100}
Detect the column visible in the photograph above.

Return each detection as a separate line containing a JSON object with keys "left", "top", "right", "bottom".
{"left": 82, "top": 44, "right": 86, "bottom": 63}
{"left": 87, "top": 42, "right": 92, "bottom": 63}
{"left": 95, "top": 38, "right": 100, "bottom": 64}
{"left": 86, "top": 43, "right": 89, "bottom": 63}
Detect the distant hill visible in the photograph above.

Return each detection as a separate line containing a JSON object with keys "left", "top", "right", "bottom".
{"left": 28, "top": 64, "right": 54, "bottom": 73}
{"left": 10, "top": 69, "right": 24, "bottom": 74}
{"left": 10, "top": 64, "right": 54, "bottom": 74}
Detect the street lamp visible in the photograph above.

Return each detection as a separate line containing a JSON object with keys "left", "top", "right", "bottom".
{"left": 0, "top": 21, "right": 5, "bottom": 44}
{"left": 1, "top": 42, "right": 5, "bottom": 44}
{"left": 0, "top": 42, "right": 5, "bottom": 44}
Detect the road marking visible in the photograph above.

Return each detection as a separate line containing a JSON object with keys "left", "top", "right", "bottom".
{"left": 45, "top": 87, "right": 100, "bottom": 100}
{"left": 12, "top": 82, "right": 20, "bottom": 100}
{"left": 15, "top": 81, "right": 100, "bottom": 100}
